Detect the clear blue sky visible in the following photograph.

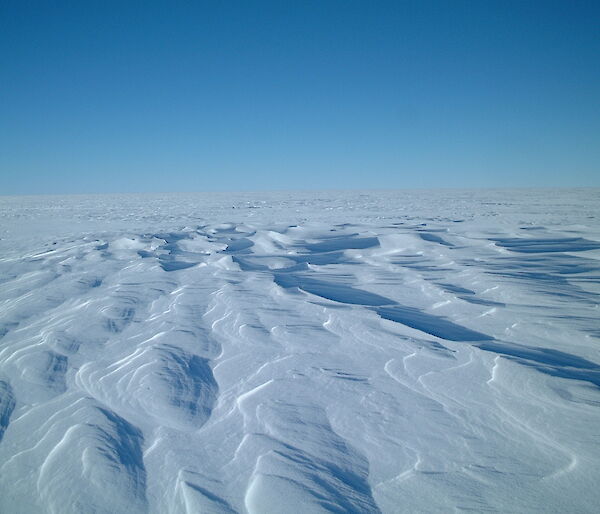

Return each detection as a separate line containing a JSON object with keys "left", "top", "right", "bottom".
{"left": 1, "top": 0, "right": 599, "bottom": 194}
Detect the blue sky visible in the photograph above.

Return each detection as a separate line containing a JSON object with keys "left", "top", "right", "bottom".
{"left": 1, "top": 0, "right": 599, "bottom": 194}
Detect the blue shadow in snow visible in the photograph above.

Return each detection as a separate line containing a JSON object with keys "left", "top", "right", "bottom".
{"left": 303, "top": 236, "right": 379, "bottom": 253}
{"left": 95, "top": 407, "right": 147, "bottom": 494}
{"left": 0, "top": 381, "right": 16, "bottom": 443}
{"left": 493, "top": 237, "right": 600, "bottom": 253}
{"left": 274, "top": 273, "right": 494, "bottom": 342}
{"left": 376, "top": 305, "right": 492, "bottom": 342}
{"left": 418, "top": 232, "right": 454, "bottom": 247}
{"left": 160, "top": 260, "right": 197, "bottom": 272}
{"left": 476, "top": 341, "right": 600, "bottom": 388}
{"left": 274, "top": 274, "right": 392, "bottom": 306}
{"left": 223, "top": 238, "right": 254, "bottom": 253}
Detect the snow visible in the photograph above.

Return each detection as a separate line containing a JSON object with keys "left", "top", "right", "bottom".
{"left": 0, "top": 188, "right": 599, "bottom": 513}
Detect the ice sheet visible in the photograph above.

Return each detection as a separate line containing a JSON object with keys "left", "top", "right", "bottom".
{"left": 1, "top": 189, "right": 599, "bottom": 513}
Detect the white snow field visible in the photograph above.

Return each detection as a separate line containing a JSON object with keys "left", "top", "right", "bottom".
{"left": 1, "top": 189, "right": 599, "bottom": 514}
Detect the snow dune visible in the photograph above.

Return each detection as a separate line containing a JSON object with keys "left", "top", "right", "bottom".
{"left": 0, "top": 189, "right": 599, "bottom": 513}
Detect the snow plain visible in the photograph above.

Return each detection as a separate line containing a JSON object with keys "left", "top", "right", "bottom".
{"left": 0, "top": 189, "right": 599, "bottom": 513}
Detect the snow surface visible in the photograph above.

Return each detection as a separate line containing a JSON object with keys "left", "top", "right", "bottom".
{"left": 0, "top": 189, "right": 599, "bottom": 513}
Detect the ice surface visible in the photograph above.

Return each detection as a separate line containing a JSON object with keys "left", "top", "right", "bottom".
{"left": 1, "top": 189, "right": 599, "bottom": 513}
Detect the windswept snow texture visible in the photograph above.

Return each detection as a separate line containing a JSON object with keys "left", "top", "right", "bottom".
{"left": 1, "top": 189, "right": 600, "bottom": 513}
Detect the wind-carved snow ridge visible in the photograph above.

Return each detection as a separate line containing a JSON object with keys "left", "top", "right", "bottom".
{"left": 1, "top": 189, "right": 600, "bottom": 513}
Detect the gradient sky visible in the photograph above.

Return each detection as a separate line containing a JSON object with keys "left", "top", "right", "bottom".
{"left": 1, "top": 0, "right": 599, "bottom": 194}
